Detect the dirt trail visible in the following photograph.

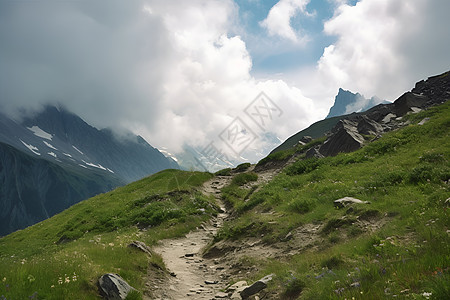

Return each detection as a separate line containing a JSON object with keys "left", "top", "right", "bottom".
{"left": 147, "top": 176, "right": 232, "bottom": 300}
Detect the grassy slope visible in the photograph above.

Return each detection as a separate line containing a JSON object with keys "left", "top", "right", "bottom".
{"left": 217, "top": 102, "right": 450, "bottom": 299}
{"left": 0, "top": 169, "right": 215, "bottom": 299}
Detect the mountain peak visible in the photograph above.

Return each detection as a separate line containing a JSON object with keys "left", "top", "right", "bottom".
{"left": 326, "top": 88, "right": 387, "bottom": 119}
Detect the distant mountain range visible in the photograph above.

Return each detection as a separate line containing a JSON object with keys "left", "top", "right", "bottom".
{"left": 0, "top": 105, "right": 178, "bottom": 236}
{"left": 326, "top": 88, "right": 389, "bottom": 119}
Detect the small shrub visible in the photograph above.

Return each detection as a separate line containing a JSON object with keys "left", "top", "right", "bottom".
{"left": 408, "top": 165, "right": 435, "bottom": 184}
{"left": 232, "top": 172, "right": 258, "bottom": 186}
{"left": 215, "top": 168, "right": 231, "bottom": 176}
{"left": 283, "top": 277, "right": 305, "bottom": 299}
{"left": 234, "top": 163, "right": 251, "bottom": 172}
{"left": 289, "top": 198, "right": 315, "bottom": 214}
{"left": 321, "top": 255, "right": 343, "bottom": 269}
{"left": 286, "top": 158, "right": 321, "bottom": 176}
{"left": 328, "top": 232, "right": 340, "bottom": 244}
{"left": 419, "top": 152, "right": 446, "bottom": 163}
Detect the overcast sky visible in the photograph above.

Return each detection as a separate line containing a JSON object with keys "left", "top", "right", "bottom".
{"left": 1, "top": 0, "right": 449, "bottom": 157}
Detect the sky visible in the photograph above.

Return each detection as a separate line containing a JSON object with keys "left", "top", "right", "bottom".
{"left": 1, "top": 0, "right": 449, "bottom": 162}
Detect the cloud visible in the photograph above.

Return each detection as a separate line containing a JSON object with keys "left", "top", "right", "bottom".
{"left": 0, "top": 0, "right": 319, "bottom": 159}
{"left": 313, "top": 0, "right": 450, "bottom": 101}
{"left": 260, "top": 0, "right": 311, "bottom": 43}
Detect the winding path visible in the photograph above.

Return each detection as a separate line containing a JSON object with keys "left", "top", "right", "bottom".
{"left": 147, "top": 176, "right": 232, "bottom": 299}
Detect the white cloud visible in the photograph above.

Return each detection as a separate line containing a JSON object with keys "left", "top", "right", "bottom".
{"left": 260, "top": 0, "right": 310, "bottom": 43}
{"left": 0, "top": 0, "right": 320, "bottom": 161}
{"left": 311, "top": 0, "right": 450, "bottom": 102}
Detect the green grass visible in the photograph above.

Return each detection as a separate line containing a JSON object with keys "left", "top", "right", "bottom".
{"left": 0, "top": 169, "right": 215, "bottom": 299}
{"left": 215, "top": 102, "right": 450, "bottom": 298}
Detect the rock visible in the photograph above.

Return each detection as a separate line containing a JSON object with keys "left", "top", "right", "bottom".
{"left": 300, "top": 136, "right": 313, "bottom": 144}
{"left": 334, "top": 197, "right": 370, "bottom": 208}
{"left": 356, "top": 115, "right": 383, "bottom": 136}
{"left": 227, "top": 281, "right": 248, "bottom": 293}
{"left": 215, "top": 292, "right": 229, "bottom": 298}
{"left": 319, "top": 120, "right": 365, "bottom": 157}
{"left": 185, "top": 253, "right": 195, "bottom": 257}
{"left": 205, "top": 280, "right": 219, "bottom": 285}
{"left": 392, "top": 92, "right": 428, "bottom": 116}
{"left": 381, "top": 113, "right": 397, "bottom": 123}
{"left": 305, "top": 146, "right": 324, "bottom": 159}
{"left": 240, "top": 274, "right": 274, "bottom": 299}
{"left": 98, "top": 273, "right": 134, "bottom": 300}
{"left": 350, "top": 282, "right": 361, "bottom": 288}
{"left": 418, "top": 117, "right": 430, "bottom": 125}
{"left": 127, "top": 241, "right": 152, "bottom": 255}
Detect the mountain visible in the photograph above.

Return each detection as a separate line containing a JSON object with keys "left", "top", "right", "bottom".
{"left": 326, "top": 88, "right": 388, "bottom": 118}
{"left": 272, "top": 71, "right": 449, "bottom": 155}
{"left": 0, "top": 105, "right": 178, "bottom": 236}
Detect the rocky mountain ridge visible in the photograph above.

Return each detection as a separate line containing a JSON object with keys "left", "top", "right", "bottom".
{"left": 326, "top": 88, "right": 388, "bottom": 119}
{"left": 0, "top": 105, "right": 179, "bottom": 236}
{"left": 271, "top": 70, "right": 449, "bottom": 158}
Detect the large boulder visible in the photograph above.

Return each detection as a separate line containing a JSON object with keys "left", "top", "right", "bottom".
{"left": 240, "top": 274, "right": 274, "bottom": 299}
{"left": 98, "top": 273, "right": 134, "bottom": 300}
{"left": 392, "top": 92, "right": 428, "bottom": 116}
{"left": 356, "top": 115, "right": 384, "bottom": 136}
{"left": 319, "top": 120, "right": 365, "bottom": 157}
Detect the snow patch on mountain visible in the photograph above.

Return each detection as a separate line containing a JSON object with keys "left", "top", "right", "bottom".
{"left": 47, "top": 152, "right": 57, "bottom": 158}
{"left": 63, "top": 153, "right": 72, "bottom": 157}
{"left": 72, "top": 145, "right": 84, "bottom": 155}
{"left": 82, "top": 160, "right": 107, "bottom": 171}
{"left": 20, "top": 139, "right": 41, "bottom": 156}
{"left": 43, "top": 141, "right": 58, "bottom": 150}
{"left": 27, "top": 126, "right": 53, "bottom": 140}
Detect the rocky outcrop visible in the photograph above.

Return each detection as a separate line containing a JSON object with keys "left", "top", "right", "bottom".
{"left": 98, "top": 273, "right": 135, "bottom": 300}
{"left": 272, "top": 70, "right": 449, "bottom": 158}
{"left": 319, "top": 120, "right": 365, "bottom": 157}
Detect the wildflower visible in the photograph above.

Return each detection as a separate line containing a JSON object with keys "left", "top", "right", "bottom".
{"left": 2, "top": 277, "right": 5, "bottom": 282}
{"left": 65, "top": 276, "right": 70, "bottom": 284}
{"left": 51, "top": 285, "right": 55, "bottom": 288}
{"left": 422, "top": 292, "right": 432, "bottom": 299}
{"left": 27, "top": 275, "right": 36, "bottom": 283}
{"left": 72, "top": 272, "right": 78, "bottom": 282}
{"left": 58, "top": 277, "right": 63, "bottom": 285}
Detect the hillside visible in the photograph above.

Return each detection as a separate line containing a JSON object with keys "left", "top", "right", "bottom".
{"left": 0, "top": 73, "right": 449, "bottom": 299}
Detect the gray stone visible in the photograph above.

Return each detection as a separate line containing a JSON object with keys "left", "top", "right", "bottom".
{"left": 226, "top": 281, "right": 248, "bottom": 293}
{"left": 418, "top": 117, "right": 430, "bottom": 125}
{"left": 215, "top": 292, "right": 229, "bottom": 298}
{"left": 127, "top": 241, "right": 152, "bottom": 255}
{"left": 300, "top": 136, "right": 313, "bottom": 144}
{"left": 98, "top": 273, "right": 134, "bottom": 300}
{"left": 240, "top": 274, "right": 274, "bottom": 299}
{"left": 319, "top": 120, "right": 365, "bottom": 157}
{"left": 305, "top": 146, "right": 324, "bottom": 159}
{"left": 334, "top": 197, "right": 370, "bottom": 208}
